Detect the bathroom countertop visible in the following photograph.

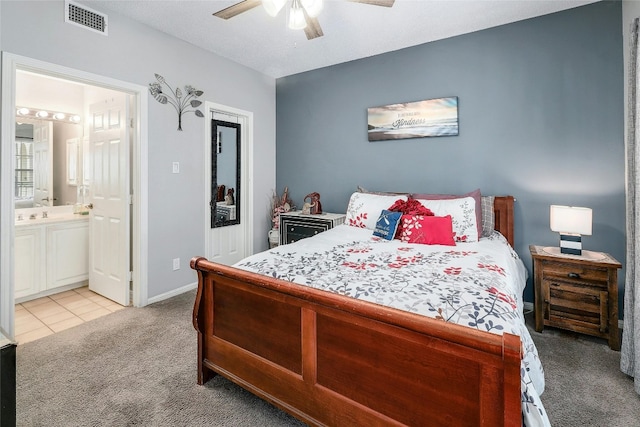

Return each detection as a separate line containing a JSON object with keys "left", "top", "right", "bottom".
{"left": 15, "top": 213, "right": 89, "bottom": 226}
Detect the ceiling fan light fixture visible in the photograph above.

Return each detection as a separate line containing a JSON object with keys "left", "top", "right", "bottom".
{"left": 288, "top": 0, "right": 307, "bottom": 30}
{"left": 300, "top": 0, "right": 322, "bottom": 18}
{"left": 263, "top": 0, "right": 286, "bottom": 17}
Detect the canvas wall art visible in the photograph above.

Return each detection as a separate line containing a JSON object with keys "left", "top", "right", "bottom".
{"left": 367, "top": 96, "right": 459, "bottom": 141}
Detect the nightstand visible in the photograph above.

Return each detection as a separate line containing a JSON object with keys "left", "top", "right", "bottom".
{"left": 279, "top": 212, "right": 346, "bottom": 245}
{"left": 529, "top": 245, "right": 622, "bottom": 350}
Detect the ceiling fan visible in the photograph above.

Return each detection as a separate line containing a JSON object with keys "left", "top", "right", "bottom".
{"left": 213, "top": 0, "right": 395, "bottom": 40}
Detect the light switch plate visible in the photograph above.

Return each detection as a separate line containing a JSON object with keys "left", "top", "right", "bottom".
{"left": 172, "top": 162, "right": 180, "bottom": 174}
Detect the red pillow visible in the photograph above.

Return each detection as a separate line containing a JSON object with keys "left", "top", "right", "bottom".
{"left": 399, "top": 215, "right": 456, "bottom": 246}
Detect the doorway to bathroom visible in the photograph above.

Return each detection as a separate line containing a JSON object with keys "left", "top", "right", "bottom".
{"left": 1, "top": 53, "right": 149, "bottom": 339}
{"left": 12, "top": 72, "right": 129, "bottom": 344}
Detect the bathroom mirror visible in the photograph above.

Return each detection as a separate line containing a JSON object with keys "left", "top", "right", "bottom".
{"left": 211, "top": 119, "right": 241, "bottom": 228}
{"left": 14, "top": 118, "right": 83, "bottom": 209}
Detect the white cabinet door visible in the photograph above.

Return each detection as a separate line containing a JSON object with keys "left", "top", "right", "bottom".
{"left": 46, "top": 222, "right": 89, "bottom": 289}
{"left": 14, "top": 226, "right": 44, "bottom": 299}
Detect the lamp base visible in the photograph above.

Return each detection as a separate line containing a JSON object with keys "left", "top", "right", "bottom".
{"left": 559, "top": 233, "right": 582, "bottom": 255}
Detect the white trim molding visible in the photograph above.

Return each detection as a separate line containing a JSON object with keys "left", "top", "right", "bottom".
{"left": 146, "top": 281, "right": 198, "bottom": 305}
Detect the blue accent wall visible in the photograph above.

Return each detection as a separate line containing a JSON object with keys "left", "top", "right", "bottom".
{"left": 276, "top": 1, "right": 624, "bottom": 311}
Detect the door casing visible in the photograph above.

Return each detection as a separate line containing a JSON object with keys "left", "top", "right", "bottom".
{"left": 0, "top": 52, "right": 149, "bottom": 338}
{"left": 204, "top": 102, "right": 254, "bottom": 264}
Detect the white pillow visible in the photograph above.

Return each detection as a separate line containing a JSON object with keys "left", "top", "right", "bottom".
{"left": 345, "top": 192, "right": 408, "bottom": 230}
{"left": 414, "top": 196, "right": 479, "bottom": 242}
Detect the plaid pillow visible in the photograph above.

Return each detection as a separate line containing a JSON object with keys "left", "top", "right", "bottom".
{"left": 481, "top": 196, "right": 495, "bottom": 237}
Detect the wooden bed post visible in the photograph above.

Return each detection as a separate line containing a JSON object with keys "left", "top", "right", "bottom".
{"left": 494, "top": 196, "right": 515, "bottom": 247}
{"left": 191, "top": 257, "right": 216, "bottom": 385}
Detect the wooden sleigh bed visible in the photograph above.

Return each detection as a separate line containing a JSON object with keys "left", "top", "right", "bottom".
{"left": 191, "top": 196, "right": 521, "bottom": 426}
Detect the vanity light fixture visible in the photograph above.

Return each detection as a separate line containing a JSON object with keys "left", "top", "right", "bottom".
{"left": 549, "top": 205, "right": 592, "bottom": 255}
{"left": 16, "top": 106, "right": 82, "bottom": 124}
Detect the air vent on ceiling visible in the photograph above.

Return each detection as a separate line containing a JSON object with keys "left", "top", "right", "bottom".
{"left": 65, "top": 1, "right": 108, "bottom": 36}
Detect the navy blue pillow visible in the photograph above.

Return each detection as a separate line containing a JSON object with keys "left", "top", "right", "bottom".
{"left": 373, "top": 210, "right": 402, "bottom": 240}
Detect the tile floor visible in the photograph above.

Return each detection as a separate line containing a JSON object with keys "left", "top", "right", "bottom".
{"left": 15, "top": 287, "right": 125, "bottom": 345}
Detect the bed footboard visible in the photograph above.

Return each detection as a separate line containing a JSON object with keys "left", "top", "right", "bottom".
{"left": 191, "top": 257, "right": 522, "bottom": 426}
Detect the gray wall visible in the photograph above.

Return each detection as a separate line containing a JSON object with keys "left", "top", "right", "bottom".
{"left": 276, "top": 1, "right": 625, "bottom": 310}
{"left": 1, "top": 1, "right": 277, "bottom": 300}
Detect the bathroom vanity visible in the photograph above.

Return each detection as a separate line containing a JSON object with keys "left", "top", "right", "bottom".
{"left": 15, "top": 207, "right": 89, "bottom": 302}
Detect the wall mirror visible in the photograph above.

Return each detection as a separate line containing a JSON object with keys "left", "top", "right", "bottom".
{"left": 211, "top": 119, "right": 241, "bottom": 228}
{"left": 14, "top": 117, "right": 83, "bottom": 209}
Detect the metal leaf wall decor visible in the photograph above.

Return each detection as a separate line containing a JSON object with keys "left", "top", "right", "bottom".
{"left": 149, "top": 73, "right": 204, "bottom": 131}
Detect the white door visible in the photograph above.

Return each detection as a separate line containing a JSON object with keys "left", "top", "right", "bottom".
{"left": 206, "top": 110, "right": 248, "bottom": 265}
{"left": 88, "top": 96, "right": 130, "bottom": 305}
{"left": 33, "top": 121, "right": 53, "bottom": 206}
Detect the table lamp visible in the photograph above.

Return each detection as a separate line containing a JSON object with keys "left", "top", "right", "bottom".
{"left": 550, "top": 205, "right": 592, "bottom": 256}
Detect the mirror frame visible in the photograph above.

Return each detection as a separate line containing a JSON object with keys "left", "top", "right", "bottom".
{"left": 210, "top": 119, "right": 241, "bottom": 228}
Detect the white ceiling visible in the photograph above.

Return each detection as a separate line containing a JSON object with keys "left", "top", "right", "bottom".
{"left": 81, "top": 0, "right": 600, "bottom": 78}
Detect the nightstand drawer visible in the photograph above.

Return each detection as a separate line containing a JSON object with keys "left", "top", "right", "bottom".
{"left": 544, "top": 281, "right": 608, "bottom": 333}
{"left": 286, "top": 227, "right": 323, "bottom": 243}
{"left": 541, "top": 262, "right": 609, "bottom": 285}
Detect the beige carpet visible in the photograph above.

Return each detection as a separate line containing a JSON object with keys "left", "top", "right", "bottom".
{"left": 16, "top": 290, "right": 640, "bottom": 426}
{"left": 528, "top": 314, "right": 640, "bottom": 427}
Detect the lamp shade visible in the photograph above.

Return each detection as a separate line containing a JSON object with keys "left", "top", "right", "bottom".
{"left": 550, "top": 205, "right": 592, "bottom": 236}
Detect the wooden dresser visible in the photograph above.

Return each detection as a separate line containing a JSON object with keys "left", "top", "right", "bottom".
{"left": 529, "top": 245, "right": 622, "bottom": 350}
{"left": 279, "top": 212, "right": 345, "bottom": 245}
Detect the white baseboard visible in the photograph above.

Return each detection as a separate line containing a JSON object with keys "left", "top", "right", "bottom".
{"left": 146, "top": 281, "right": 197, "bottom": 305}
{"left": 523, "top": 301, "right": 624, "bottom": 330}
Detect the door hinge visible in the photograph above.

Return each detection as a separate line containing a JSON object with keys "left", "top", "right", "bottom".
{"left": 128, "top": 194, "right": 134, "bottom": 205}
{"left": 127, "top": 271, "right": 133, "bottom": 282}
{"left": 130, "top": 118, "right": 134, "bottom": 129}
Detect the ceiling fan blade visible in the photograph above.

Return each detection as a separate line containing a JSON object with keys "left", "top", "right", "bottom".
{"left": 304, "top": 13, "right": 324, "bottom": 40}
{"left": 347, "top": 0, "right": 395, "bottom": 7}
{"left": 213, "top": 0, "right": 262, "bottom": 19}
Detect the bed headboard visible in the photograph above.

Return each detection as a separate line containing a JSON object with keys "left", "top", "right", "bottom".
{"left": 493, "top": 196, "right": 515, "bottom": 247}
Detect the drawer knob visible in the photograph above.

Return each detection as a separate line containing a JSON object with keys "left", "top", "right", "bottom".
{"left": 568, "top": 272, "right": 581, "bottom": 279}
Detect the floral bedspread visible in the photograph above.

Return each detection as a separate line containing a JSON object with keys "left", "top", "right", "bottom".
{"left": 236, "top": 225, "right": 550, "bottom": 427}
